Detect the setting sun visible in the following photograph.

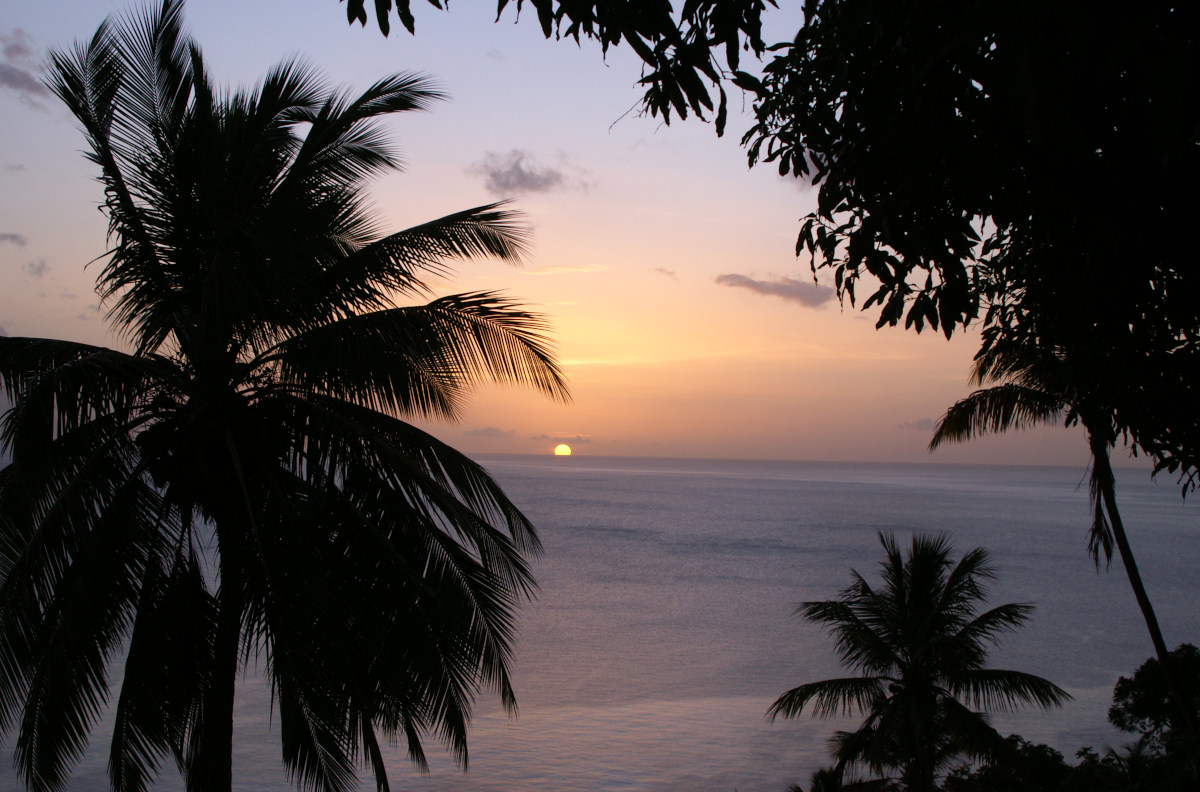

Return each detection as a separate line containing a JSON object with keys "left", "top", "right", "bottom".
{"left": 554, "top": 443, "right": 573, "bottom": 456}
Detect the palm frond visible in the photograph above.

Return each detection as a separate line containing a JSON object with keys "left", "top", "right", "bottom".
{"left": 0, "top": 338, "right": 166, "bottom": 462}
{"left": 109, "top": 549, "right": 213, "bottom": 792}
{"left": 929, "top": 383, "right": 1065, "bottom": 450}
{"left": 1086, "top": 432, "right": 1118, "bottom": 566}
{"left": 44, "top": 18, "right": 155, "bottom": 266}
{"left": 769, "top": 677, "right": 887, "bottom": 720}
{"left": 266, "top": 293, "right": 569, "bottom": 421}
{"left": 274, "top": 391, "right": 541, "bottom": 557}
{"left": 933, "top": 697, "right": 1007, "bottom": 765}
{"left": 284, "top": 72, "right": 444, "bottom": 188}
{"left": 801, "top": 598, "right": 899, "bottom": 676}
{"left": 829, "top": 722, "right": 890, "bottom": 778}
{"left": 939, "top": 603, "right": 1035, "bottom": 671}
{"left": 248, "top": 391, "right": 539, "bottom": 732}
{"left": 7, "top": 470, "right": 168, "bottom": 792}
{"left": 946, "top": 669, "right": 1071, "bottom": 712}
{"left": 324, "top": 203, "right": 532, "bottom": 312}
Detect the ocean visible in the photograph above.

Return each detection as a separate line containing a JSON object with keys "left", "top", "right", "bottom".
{"left": 4, "top": 456, "right": 1198, "bottom": 791}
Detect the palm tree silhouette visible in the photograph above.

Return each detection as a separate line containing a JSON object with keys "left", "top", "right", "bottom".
{"left": 0, "top": 2, "right": 568, "bottom": 791}
{"left": 769, "top": 533, "right": 1068, "bottom": 792}
{"left": 929, "top": 342, "right": 1198, "bottom": 740}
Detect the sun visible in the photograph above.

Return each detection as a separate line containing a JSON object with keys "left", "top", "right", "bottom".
{"left": 553, "top": 443, "right": 573, "bottom": 456}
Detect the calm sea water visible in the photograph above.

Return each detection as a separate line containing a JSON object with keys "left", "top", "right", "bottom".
{"left": 4, "top": 456, "right": 1198, "bottom": 791}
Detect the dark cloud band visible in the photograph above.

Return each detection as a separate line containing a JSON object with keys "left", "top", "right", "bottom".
{"left": 715, "top": 273, "right": 835, "bottom": 308}
{"left": 472, "top": 150, "right": 562, "bottom": 196}
{"left": 1, "top": 29, "right": 50, "bottom": 99}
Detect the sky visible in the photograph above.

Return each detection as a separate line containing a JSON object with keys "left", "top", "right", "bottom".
{"left": 0, "top": 0, "right": 1099, "bottom": 466}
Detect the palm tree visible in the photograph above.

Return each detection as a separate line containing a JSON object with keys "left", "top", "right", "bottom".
{"left": 0, "top": 2, "right": 569, "bottom": 791}
{"left": 769, "top": 533, "right": 1068, "bottom": 792}
{"left": 929, "top": 342, "right": 1198, "bottom": 739}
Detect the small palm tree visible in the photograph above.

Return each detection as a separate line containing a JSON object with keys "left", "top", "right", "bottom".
{"left": 769, "top": 533, "right": 1068, "bottom": 792}
{"left": 0, "top": 2, "right": 568, "bottom": 791}
{"left": 929, "top": 342, "right": 1197, "bottom": 740}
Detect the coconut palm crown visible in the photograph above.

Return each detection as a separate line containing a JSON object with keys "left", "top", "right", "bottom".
{"left": 0, "top": 2, "right": 569, "bottom": 791}
{"left": 769, "top": 533, "right": 1068, "bottom": 792}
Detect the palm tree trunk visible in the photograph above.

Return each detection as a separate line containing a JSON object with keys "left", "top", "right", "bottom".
{"left": 193, "top": 537, "right": 241, "bottom": 792}
{"left": 193, "top": 430, "right": 252, "bottom": 792}
{"left": 1091, "top": 439, "right": 1199, "bottom": 738}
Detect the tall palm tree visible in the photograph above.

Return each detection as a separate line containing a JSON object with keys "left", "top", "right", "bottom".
{"left": 0, "top": 2, "right": 569, "bottom": 791}
{"left": 769, "top": 533, "right": 1068, "bottom": 792}
{"left": 929, "top": 342, "right": 1197, "bottom": 739}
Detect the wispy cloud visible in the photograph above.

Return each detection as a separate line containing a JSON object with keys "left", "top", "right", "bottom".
{"left": 466, "top": 426, "right": 514, "bottom": 438}
{"left": 24, "top": 258, "right": 48, "bottom": 278}
{"left": 532, "top": 433, "right": 591, "bottom": 445}
{"left": 654, "top": 267, "right": 678, "bottom": 279}
{"left": 715, "top": 273, "right": 835, "bottom": 308}
{"left": 469, "top": 149, "right": 590, "bottom": 196}
{"left": 1, "top": 29, "right": 50, "bottom": 105}
{"left": 898, "top": 417, "right": 936, "bottom": 432}
{"left": 0, "top": 232, "right": 28, "bottom": 247}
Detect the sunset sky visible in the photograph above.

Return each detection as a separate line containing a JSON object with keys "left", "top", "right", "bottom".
{"left": 1, "top": 0, "right": 1097, "bottom": 466}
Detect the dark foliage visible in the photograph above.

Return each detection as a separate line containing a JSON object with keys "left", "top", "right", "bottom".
{"left": 945, "top": 645, "right": 1200, "bottom": 792}
{"left": 1110, "top": 644, "right": 1200, "bottom": 755}
{"left": 341, "top": 0, "right": 775, "bottom": 134}
{"left": 743, "top": 0, "right": 1200, "bottom": 487}
{"left": 949, "top": 737, "right": 1196, "bottom": 792}
{"left": 0, "top": 2, "right": 568, "bottom": 791}
{"left": 944, "top": 736, "right": 1071, "bottom": 792}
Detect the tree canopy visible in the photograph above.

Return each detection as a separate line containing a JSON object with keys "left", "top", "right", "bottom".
{"left": 743, "top": 0, "right": 1200, "bottom": 487}
{"left": 1110, "top": 643, "right": 1200, "bottom": 748}
{"left": 341, "top": 0, "right": 775, "bottom": 133}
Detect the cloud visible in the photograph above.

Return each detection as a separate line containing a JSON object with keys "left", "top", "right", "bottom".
{"left": 715, "top": 273, "right": 836, "bottom": 308}
{"left": 24, "top": 258, "right": 48, "bottom": 278}
{"left": 898, "top": 417, "right": 936, "bottom": 432}
{"left": 0, "top": 63, "right": 43, "bottom": 96}
{"left": 2, "top": 29, "right": 35, "bottom": 62}
{"left": 466, "top": 426, "right": 514, "bottom": 438}
{"left": 469, "top": 149, "right": 590, "bottom": 196}
{"left": 0, "top": 30, "right": 50, "bottom": 103}
{"left": 0, "top": 232, "right": 28, "bottom": 247}
{"left": 531, "top": 433, "right": 591, "bottom": 445}
{"left": 654, "top": 267, "right": 678, "bottom": 279}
